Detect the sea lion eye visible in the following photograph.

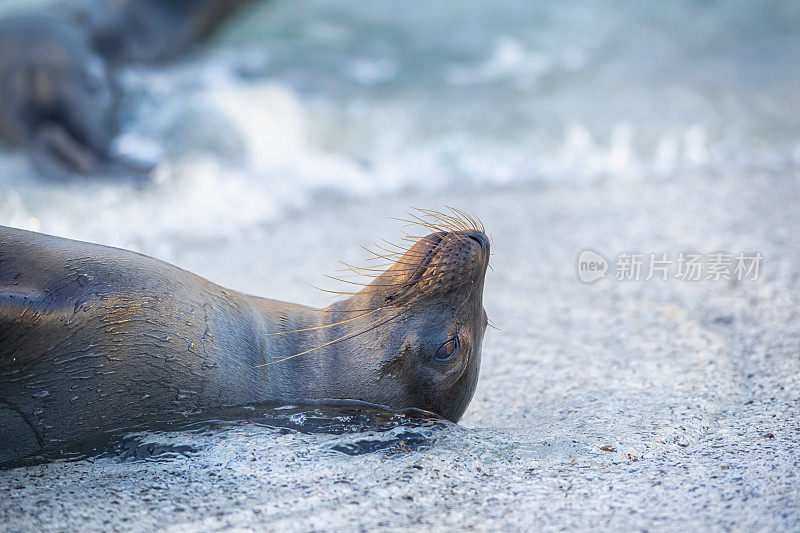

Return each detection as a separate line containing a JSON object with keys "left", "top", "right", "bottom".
{"left": 434, "top": 336, "right": 459, "bottom": 361}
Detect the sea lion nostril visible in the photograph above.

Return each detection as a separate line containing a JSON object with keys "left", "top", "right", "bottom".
{"left": 467, "top": 233, "right": 487, "bottom": 250}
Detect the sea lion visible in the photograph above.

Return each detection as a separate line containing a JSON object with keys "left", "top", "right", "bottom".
{"left": 0, "top": 210, "right": 490, "bottom": 463}
{"left": 0, "top": 0, "right": 255, "bottom": 180}
{"left": 0, "top": 15, "right": 149, "bottom": 181}
{"left": 72, "top": 0, "right": 257, "bottom": 65}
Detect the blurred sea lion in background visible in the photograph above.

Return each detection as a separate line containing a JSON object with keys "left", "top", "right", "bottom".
{"left": 72, "top": 0, "right": 256, "bottom": 65}
{"left": 0, "top": 15, "right": 144, "bottom": 181}
{"left": 0, "top": 0, "right": 255, "bottom": 181}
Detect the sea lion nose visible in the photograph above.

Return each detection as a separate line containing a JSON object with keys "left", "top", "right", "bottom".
{"left": 466, "top": 232, "right": 489, "bottom": 252}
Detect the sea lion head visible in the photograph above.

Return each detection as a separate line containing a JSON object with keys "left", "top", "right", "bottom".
{"left": 327, "top": 209, "right": 491, "bottom": 422}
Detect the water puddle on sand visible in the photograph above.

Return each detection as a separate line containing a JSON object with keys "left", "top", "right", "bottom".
{"left": 1, "top": 401, "right": 448, "bottom": 469}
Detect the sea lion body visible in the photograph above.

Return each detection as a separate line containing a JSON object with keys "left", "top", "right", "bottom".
{"left": 73, "top": 0, "right": 257, "bottom": 65}
{"left": 0, "top": 226, "right": 272, "bottom": 459}
{"left": 0, "top": 219, "right": 490, "bottom": 462}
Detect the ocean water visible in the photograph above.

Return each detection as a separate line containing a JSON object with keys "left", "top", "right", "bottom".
{"left": 1, "top": 0, "right": 798, "bottom": 256}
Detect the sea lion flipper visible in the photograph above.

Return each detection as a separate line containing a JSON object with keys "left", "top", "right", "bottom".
{"left": 30, "top": 124, "right": 151, "bottom": 183}
{"left": 95, "top": 154, "right": 154, "bottom": 184}
{"left": 0, "top": 404, "right": 41, "bottom": 465}
{"left": 0, "top": 289, "right": 43, "bottom": 462}
{"left": 29, "top": 124, "right": 97, "bottom": 180}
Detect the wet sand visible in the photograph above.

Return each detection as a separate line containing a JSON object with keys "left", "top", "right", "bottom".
{"left": 1, "top": 172, "right": 799, "bottom": 531}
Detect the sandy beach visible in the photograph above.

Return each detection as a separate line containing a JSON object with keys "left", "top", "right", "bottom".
{"left": 1, "top": 170, "right": 798, "bottom": 531}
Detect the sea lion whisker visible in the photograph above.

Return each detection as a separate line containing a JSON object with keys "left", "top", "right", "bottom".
{"left": 362, "top": 252, "right": 407, "bottom": 262}
{"left": 444, "top": 205, "right": 477, "bottom": 228}
{"left": 395, "top": 225, "right": 423, "bottom": 241}
{"left": 361, "top": 241, "right": 437, "bottom": 261}
{"left": 324, "top": 275, "right": 426, "bottom": 289}
{"left": 375, "top": 235, "right": 414, "bottom": 251}
{"left": 392, "top": 225, "right": 453, "bottom": 252}
{"left": 412, "top": 233, "right": 451, "bottom": 246}
{"left": 366, "top": 253, "right": 425, "bottom": 264}
{"left": 331, "top": 270, "right": 381, "bottom": 280}
{"left": 309, "top": 284, "right": 368, "bottom": 296}
{"left": 423, "top": 227, "right": 465, "bottom": 248}
{"left": 455, "top": 208, "right": 481, "bottom": 233}
{"left": 317, "top": 267, "right": 451, "bottom": 301}
{"left": 330, "top": 255, "right": 375, "bottom": 271}
{"left": 398, "top": 237, "right": 448, "bottom": 253}
{"left": 359, "top": 245, "right": 406, "bottom": 263}
{"left": 331, "top": 270, "right": 382, "bottom": 278}
{"left": 442, "top": 206, "right": 475, "bottom": 231}
{"left": 383, "top": 273, "right": 453, "bottom": 301}
{"left": 389, "top": 216, "right": 444, "bottom": 235}
{"left": 424, "top": 206, "right": 479, "bottom": 235}
{"left": 448, "top": 205, "right": 485, "bottom": 234}
{"left": 256, "top": 309, "right": 405, "bottom": 367}
{"left": 393, "top": 220, "right": 446, "bottom": 241}
{"left": 396, "top": 214, "right": 445, "bottom": 235}
{"left": 447, "top": 229, "right": 469, "bottom": 246}
{"left": 324, "top": 275, "right": 381, "bottom": 287}
{"left": 330, "top": 256, "right": 403, "bottom": 274}
{"left": 332, "top": 264, "right": 381, "bottom": 280}
{"left": 416, "top": 208, "right": 466, "bottom": 232}
{"left": 312, "top": 281, "right": 420, "bottom": 298}
{"left": 332, "top": 266, "right": 418, "bottom": 277}
{"left": 404, "top": 211, "right": 468, "bottom": 246}
{"left": 455, "top": 206, "right": 483, "bottom": 232}
{"left": 413, "top": 207, "right": 465, "bottom": 229}
{"left": 263, "top": 307, "right": 383, "bottom": 336}
{"left": 360, "top": 242, "right": 428, "bottom": 260}
{"left": 318, "top": 305, "right": 400, "bottom": 313}
{"left": 407, "top": 206, "right": 457, "bottom": 227}
{"left": 370, "top": 239, "right": 419, "bottom": 257}
{"left": 368, "top": 247, "right": 429, "bottom": 266}
{"left": 309, "top": 284, "right": 399, "bottom": 297}
{"left": 374, "top": 236, "right": 436, "bottom": 257}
